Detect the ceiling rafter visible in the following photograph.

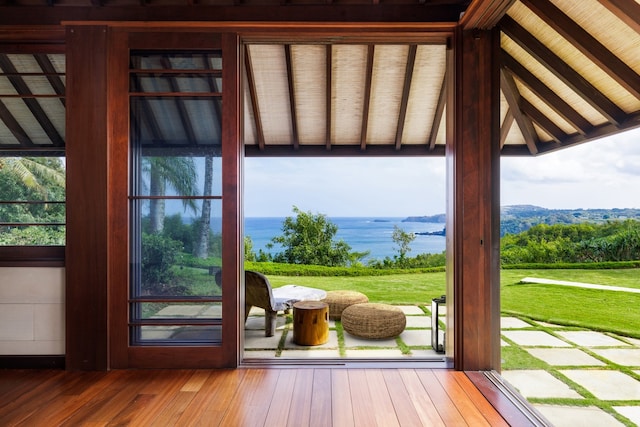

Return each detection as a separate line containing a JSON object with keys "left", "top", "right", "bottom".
{"left": 395, "top": 44, "right": 416, "bottom": 150}
{"left": 521, "top": 0, "right": 640, "bottom": 100}
{"left": 130, "top": 72, "right": 165, "bottom": 146}
{"left": 0, "top": 54, "right": 64, "bottom": 147}
{"left": 428, "top": 71, "right": 446, "bottom": 151}
{"left": 502, "top": 51, "right": 592, "bottom": 136}
{"left": 160, "top": 57, "right": 198, "bottom": 145}
{"left": 500, "top": 15, "right": 625, "bottom": 127}
{"left": 0, "top": 99, "right": 33, "bottom": 146}
{"left": 243, "top": 46, "right": 265, "bottom": 151}
{"left": 499, "top": 68, "right": 539, "bottom": 154}
{"left": 597, "top": 0, "right": 640, "bottom": 34}
{"left": 520, "top": 98, "right": 566, "bottom": 144}
{"left": 499, "top": 107, "right": 514, "bottom": 149}
{"left": 325, "top": 45, "right": 331, "bottom": 151}
{"left": 34, "top": 54, "right": 66, "bottom": 108}
{"left": 284, "top": 45, "right": 299, "bottom": 150}
{"left": 460, "top": 0, "right": 516, "bottom": 29}
{"left": 360, "top": 45, "right": 374, "bottom": 151}
{"left": 201, "top": 53, "right": 223, "bottom": 143}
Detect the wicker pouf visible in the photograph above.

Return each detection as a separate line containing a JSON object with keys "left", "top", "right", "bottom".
{"left": 321, "top": 290, "right": 369, "bottom": 320}
{"left": 341, "top": 303, "right": 406, "bottom": 339}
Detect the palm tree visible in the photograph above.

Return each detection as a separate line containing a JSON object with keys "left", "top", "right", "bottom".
{"left": 143, "top": 156, "right": 198, "bottom": 234}
{"left": 194, "top": 155, "right": 213, "bottom": 258}
{"left": 0, "top": 157, "right": 65, "bottom": 198}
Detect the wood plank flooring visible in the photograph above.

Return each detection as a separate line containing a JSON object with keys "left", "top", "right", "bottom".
{"left": 0, "top": 368, "right": 515, "bottom": 426}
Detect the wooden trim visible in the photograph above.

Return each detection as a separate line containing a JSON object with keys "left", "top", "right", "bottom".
{"left": 450, "top": 27, "right": 501, "bottom": 371}
{"left": 0, "top": 356, "right": 65, "bottom": 369}
{"left": 0, "top": 246, "right": 64, "bottom": 267}
{"left": 244, "top": 144, "right": 446, "bottom": 157}
{"left": 460, "top": 0, "right": 516, "bottom": 30}
{"left": 466, "top": 371, "right": 551, "bottom": 426}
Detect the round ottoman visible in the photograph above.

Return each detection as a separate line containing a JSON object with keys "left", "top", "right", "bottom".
{"left": 321, "top": 290, "right": 369, "bottom": 320}
{"left": 341, "top": 303, "right": 406, "bottom": 339}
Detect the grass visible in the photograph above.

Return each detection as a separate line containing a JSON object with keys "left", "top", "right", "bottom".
{"left": 266, "top": 267, "right": 640, "bottom": 338}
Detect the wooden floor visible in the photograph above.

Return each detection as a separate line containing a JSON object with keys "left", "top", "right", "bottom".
{"left": 0, "top": 368, "right": 529, "bottom": 426}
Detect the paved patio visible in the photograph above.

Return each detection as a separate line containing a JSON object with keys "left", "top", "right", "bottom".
{"left": 244, "top": 306, "right": 640, "bottom": 427}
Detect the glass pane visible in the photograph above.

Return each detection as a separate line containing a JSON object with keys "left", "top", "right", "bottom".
{"left": 142, "top": 302, "right": 222, "bottom": 319}
{"left": 139, "top": 325, "right": 222, "bottom": 344}
{"left": 135, "top": 199, "right": 222, "bottom": 297}
{"left": 135, "top": 155, "right": 222, "bottom": 197}
{"left": 131, "top": 74, "right": 222, "bottom": 93}
{"left": 130, "top": 97, "right": 222, "bottom": 146}
{"left": 131, "top": 51, "right": 222, "bottom": 70}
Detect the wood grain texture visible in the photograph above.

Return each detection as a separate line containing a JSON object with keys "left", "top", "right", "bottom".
{"left": 0, "top": 368, "right": 520, "bottom": 426}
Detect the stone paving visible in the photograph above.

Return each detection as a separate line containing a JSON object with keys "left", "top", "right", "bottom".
{"left": 244, "top": 307, "right": 640, "bottom": 427}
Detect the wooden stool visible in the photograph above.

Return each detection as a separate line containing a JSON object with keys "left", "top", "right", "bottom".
{"left": 293, "top": 301, "right": 329, "bottom": 346}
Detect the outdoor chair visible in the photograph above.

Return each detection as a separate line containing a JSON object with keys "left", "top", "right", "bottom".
{"left": 245, "top": 270, "right": 294, "bottom": 337}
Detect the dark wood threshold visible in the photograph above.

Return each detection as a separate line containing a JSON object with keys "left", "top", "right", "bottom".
{"left": 0, "top": 355, "right": 65, "bottom": 369}
{"left": 0, "top": 246, "right": 65, "bottom": 267}
{"left": 466, "top": 370, "right": 553, "bottom": 427}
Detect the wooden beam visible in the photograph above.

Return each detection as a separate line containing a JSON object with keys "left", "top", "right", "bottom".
{"left": 325, "top": 44, "right": 332, "bottom": 151}
{"left": 395, "top": 44, "right": 416, "bottom": 150}
{"left": 360, "top": 44, "right": 374, "bottom": 151}
{"left": 521, "top": 0, "right": 640, "bottom": 100}
{"left": 500, "top": 16, "right": 625, "bottom": 126}
{"left": 597, "top": 0, "right": 640, "bottom": 34}
{"left": 0, "top": 5, "right": 466, "bottom": 26}
{"left": 243, "top": 46, "right": 265, "bottom": 151}
{"left": 499, "top": 68, "right": 539, "bottom": 155}
{"left": 460, "top": 0, "right": 516, "bottom": 29}
{"left": 0, "top": 54, "right": 65, "bottom": 146}
{"left": 160, "top": 56, "right": 198, "bottom": 144}
{"left": 244, "top": 143, "right": 446, "bottom": 157}
{"left": 284, "top": 45, "right": 299, "bottom": 150}
{"left": 0, "top": 99, "right": 33, "bottom": 146}
{"left": 499, "top": 107, "right": 514, "bottom": 149}
{"left": 428, "top": 50, "right": 448, "bottom": 151}
{"left": 520, "top": 98, "right": 567, "bottom": 144}
{"left": 502, "top": 51, "right": 592, "bottom": 136}
{"left": 34, "top": 53, "right": 66, "bottom": 107}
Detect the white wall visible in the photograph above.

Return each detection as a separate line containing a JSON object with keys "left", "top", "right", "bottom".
{"left": 0, "top": 267, "right": 65, "bottom": 355}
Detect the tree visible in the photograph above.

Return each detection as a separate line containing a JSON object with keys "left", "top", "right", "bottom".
{"left": 144, "top": 156, "right": 198, "bottom": 234}
{"left": 194, "top": 155, "right": 214, "bottom": 258}
{"left": 270, "top": 206, "right": 353, "bottom": 266}
{"left": 391, "top": 225, "right": 415, "bottom": 266}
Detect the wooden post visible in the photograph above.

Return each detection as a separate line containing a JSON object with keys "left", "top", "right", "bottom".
{"left": 293, "top": 301, "right": 329, "bottom": 346}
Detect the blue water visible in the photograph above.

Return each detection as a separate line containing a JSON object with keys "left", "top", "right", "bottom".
{"left": 245, "top": 217, "right": 446, "bottom": 261}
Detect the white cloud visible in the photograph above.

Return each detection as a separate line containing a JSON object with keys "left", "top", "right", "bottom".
{"left": 245, "top": 127, "right": 640, "bottom": 216}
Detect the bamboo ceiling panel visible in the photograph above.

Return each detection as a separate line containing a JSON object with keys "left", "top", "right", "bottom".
{"left": 331, "top": 45, "right": 367, "bottom": 146}
{"left": 291, "top": 45, "right": 327, "bottom": 146}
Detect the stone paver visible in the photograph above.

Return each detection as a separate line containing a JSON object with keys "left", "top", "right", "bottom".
{"left": 613, "top": 406, "right": 640, "bottom": 426}
{"left": 525, "top": 348, "right": 605, "bottom": 366}
{"left": 283, "top": 330, "right": 339, "bottom": 349}
{"left": 244, "top": 329, "right": 283, "bottom": 349}
{"left": 533, "top": 404, "right": 624, "bottom": 427}
{"left": 502, "top": 330, "right": 572, "bottom": 347}
{"left": 500, "top": 370, "right": 583, "bottom": 399}
{"left": 279, "top": 349, "right": 341, "bottom": 358}
{"left": 560, "top": 370, "right": 640, "bottom": 400}
{"left": 400, "top": 329, "right": 431, "bottom": 346}
{"left": 397, "top": 305, "right": 426, "bottom": 315}
{"left": 405, "top": 316, "right": 431, "bottom": 328}
{"left": 344, "top": 348, "right": 404, "bottom": 358}
{"left": 501, "top": 317, "right": 532, "bottom": 328}
{"left": 343, "top": 333, "right": 397, "bottom": 348}
{"left": 556, "top": 331, "right": 630, "bottom": 347}
{"left": 591, "top": 348, "right": 640, "bottom": 366}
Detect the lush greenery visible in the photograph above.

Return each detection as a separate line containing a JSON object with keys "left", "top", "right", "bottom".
{"left": 0, "top": 157, "right": 66, "bottom": 245}
{"left": 501, "top": 220, "right": 640, "bottom": 264}
{"left": 253, "top": 206, "right": 367, "bottom": 266}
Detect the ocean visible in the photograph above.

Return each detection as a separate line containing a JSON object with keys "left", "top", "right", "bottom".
{"left": 245, "top": 217, "right": 446, "bottom": 261}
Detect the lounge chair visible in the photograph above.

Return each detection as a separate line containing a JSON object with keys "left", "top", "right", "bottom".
{"left": 245, "top": 270, "right": 294, "bottom": 337}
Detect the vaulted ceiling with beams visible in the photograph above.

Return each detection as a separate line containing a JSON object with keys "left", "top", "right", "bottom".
{"left": 0, "top": 0, "right": 638, "bottom": 157}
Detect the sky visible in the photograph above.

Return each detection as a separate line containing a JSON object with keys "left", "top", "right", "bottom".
{"left": 244, "top": 127, "right": 640, "bottom": 218}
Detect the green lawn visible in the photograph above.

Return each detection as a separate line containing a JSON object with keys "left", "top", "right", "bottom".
{"left": 267, "top": 268, "right": 640, "bottom": 339}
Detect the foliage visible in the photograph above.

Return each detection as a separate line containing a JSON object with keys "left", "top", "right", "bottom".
{"left": 0, "top": 157, "right": 66, "bottom": 245}
{"left": 141, "top": 233, "right": 185, "bottom": 295}
{"left": 501, "top": 220, "right": 640, "bottom": 264}
{"left": 267, "top": 206, "right": 358, "bottom": 267}
{"left": 391, "top": 225, "right": 415, "bottom": 266}
{"left": 244, "top": 235, "right": 256, "bottom": 262}
{"left": 245, "top": 261, "right": 445, "bottom": 277}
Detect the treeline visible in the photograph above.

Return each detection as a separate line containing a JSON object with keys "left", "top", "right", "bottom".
{"left": 500, "top": 220, "right": 640, "bottom": 264}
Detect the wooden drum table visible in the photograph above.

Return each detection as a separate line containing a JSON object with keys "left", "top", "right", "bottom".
{"left": 293, "top": 301, "right": 329, "bottom": 346}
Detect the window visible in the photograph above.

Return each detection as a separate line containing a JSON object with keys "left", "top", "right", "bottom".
{"left": 0, "top": 53, "right": 66, "bottom": 248}
{"left": 129, "top": 51, "right": 224, "bottom": 345}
